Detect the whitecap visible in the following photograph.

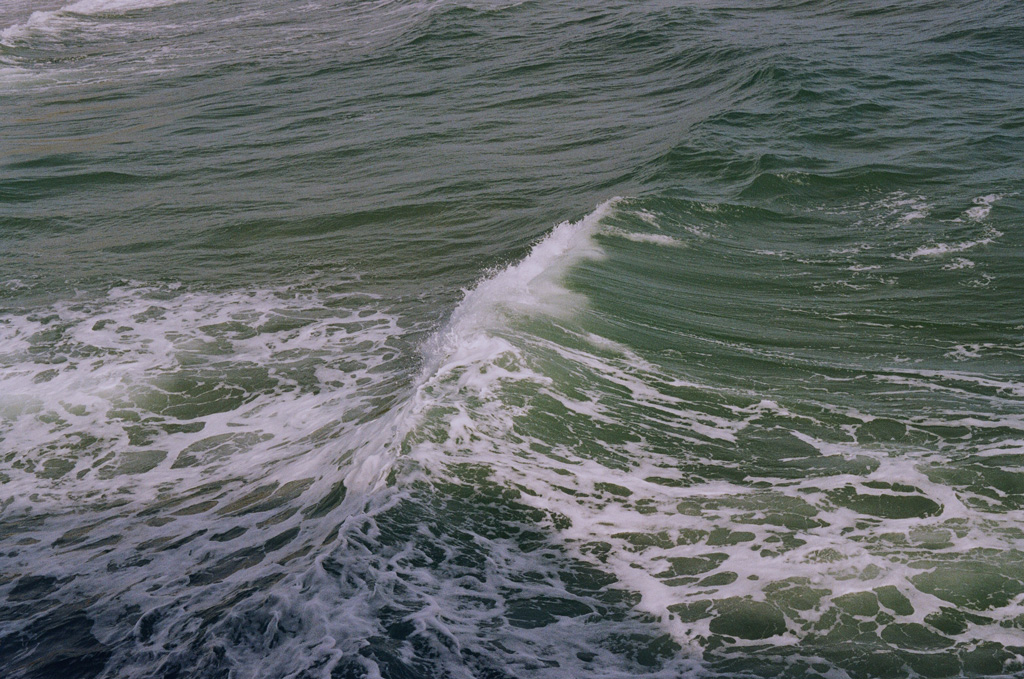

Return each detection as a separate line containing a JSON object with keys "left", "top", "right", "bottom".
{"left": 601, "top": 225, "right": 686, "bottom": 247}
{"left": 899, "top": 226, "right": 1002, "bottom": 260}
{"left": 1, "top": 0, "right": 185, "bottom": 46}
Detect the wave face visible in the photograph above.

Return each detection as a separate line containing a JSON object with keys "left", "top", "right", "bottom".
{"left": 2, "top": 1, "right": 1024, "bottom": 678}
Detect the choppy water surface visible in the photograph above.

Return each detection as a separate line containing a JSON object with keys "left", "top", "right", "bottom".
{"left": 2, "top": 1, "right": 1023, "bottom": 677}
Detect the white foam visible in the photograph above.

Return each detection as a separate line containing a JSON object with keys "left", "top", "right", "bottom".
{"left": 881, "top": 368, "right": 1024, "bottom": 399}
{"left": 755, "top": 249, "right": 793, "bottom": 258}
{"left": 945, "top": 344, "right": 983, "bottom": 361}
{"left": 900, "top": 226, "right": 1003, "bottom": 260}
{"left": 64, "top": 0, "right": 184, "bottom": 13}
{"left": 390, "top": 201, "right": 1024, "bottom": 661}
{"left": 894, "top": 193, "right": 1005, "bottom": 260}
{"left": 964, "top": 272, "right": 995, "bottom": 288}
{"left": 0, "top": 281, "right": 407, "bottom": 512}
{"left": 602, "top": 225, "right": 686, "bottom": 247}
{"left": 867, "top": 191, "right": 932, "bottom": 229}
{"left": 1, "top": 0, "right": 184, "bottom": 46}
{"left": 942, "top": 257, "right": 975, "bottom": 270}
{"left": 1, "top": 10, "right": 70, "bottom": 44}
{"left": 965, "top": 193, "right": 1002, "bottom": 221}
{"left": 635, "top": 209, "right": 660, "bottom": 226}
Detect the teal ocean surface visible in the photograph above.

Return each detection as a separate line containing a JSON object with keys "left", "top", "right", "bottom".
{"left": 2, "top": 1, "right": 1023, "bottom": 677}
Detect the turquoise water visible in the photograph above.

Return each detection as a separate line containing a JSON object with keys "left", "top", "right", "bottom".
{"left": 1, "top": 1, "right": 1023, "bottom": 677}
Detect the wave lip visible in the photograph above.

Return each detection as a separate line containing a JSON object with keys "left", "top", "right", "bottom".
{"left": 422, "top": 198, "right": 614, "bottom": 374}
{"left": 0, "top": 0, "right": 184, "bottom": 46}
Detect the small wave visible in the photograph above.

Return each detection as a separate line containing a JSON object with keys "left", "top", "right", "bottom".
{"left": 1, "top": 10, "right": 74, "bottom": 46}
{"left": 422, "top": 199, "right": 613, "bottom": 372}
{"left": 1, "top": 0, "right": 185, "bottom": 46}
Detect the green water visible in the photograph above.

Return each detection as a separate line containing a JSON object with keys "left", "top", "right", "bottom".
{"left": 1, "top": 1, "right": 1023, "bottom": 677}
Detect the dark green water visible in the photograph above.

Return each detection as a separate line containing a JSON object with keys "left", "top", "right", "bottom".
{"left": 1, "top": 1, "right": 1023, "bottom": 677}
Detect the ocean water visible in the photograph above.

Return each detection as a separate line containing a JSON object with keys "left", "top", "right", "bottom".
{"left": 1, "top": 0, "right": 1023, "bottom": 677}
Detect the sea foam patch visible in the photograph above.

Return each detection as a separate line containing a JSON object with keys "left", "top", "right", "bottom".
{"left": 0, "top": 277, "right": 437, "bottom": 678}
{"left": 0, "top": 280, "right": 408, "bottom": 509}
{"left": 965, "top": 193, "right": 1003, "bottom": 222}
{"left": 900, "top": 229, "right": 1003, "bottom": 260}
